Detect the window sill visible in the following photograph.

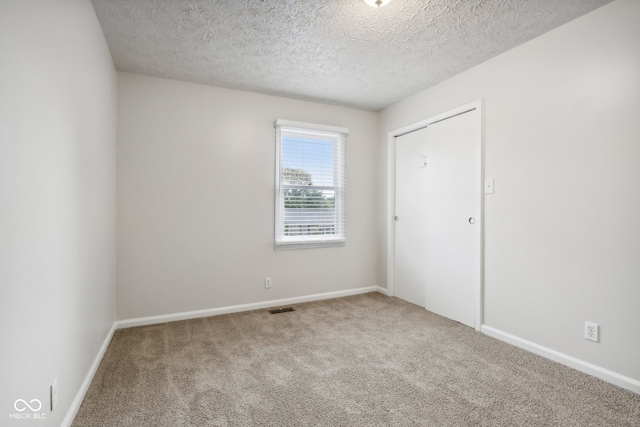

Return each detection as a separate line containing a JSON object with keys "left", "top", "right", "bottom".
{"left": 274, "top": 239, "right": 346, "bottom": 251}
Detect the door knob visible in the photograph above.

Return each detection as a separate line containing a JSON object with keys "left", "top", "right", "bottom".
{"left": 468, "top": 217, "right": 475, "bottom": 224}
{"left": 394, "top": 216, "right": 399, "bottom": 221}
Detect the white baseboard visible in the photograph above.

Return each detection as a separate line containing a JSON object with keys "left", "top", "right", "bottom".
{"left": 61, "top": 323, "right": 117, "bottom": 427}
{"left": 374, "top": 285, "right": 388, "bottom": 295}
{"left": 116, "top": 286, "right": 386, "bottom": 329}
{"left": 481, "top": 325, "right": 640, "bottom": 395}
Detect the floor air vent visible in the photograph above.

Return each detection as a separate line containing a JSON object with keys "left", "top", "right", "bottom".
{"left": 268, "top": 307, "right": 295, "bottom": 314}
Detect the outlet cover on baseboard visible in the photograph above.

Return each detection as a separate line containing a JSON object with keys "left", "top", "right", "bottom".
{"left": 585, "top": 322, "right": 599, "bottom": 342}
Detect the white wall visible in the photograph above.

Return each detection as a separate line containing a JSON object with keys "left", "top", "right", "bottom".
{"left": 0, "top": 0, "right": 117, "bottom": 425}
{"left": 379, "top": 0, "right": 640, "bottom": 383}
{"left": 117, "top": 73, "right": 379, "bottom": 320}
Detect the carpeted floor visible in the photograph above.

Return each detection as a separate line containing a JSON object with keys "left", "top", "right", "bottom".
{"left": 72, "top": 293, "right": 640, "bottom": 426}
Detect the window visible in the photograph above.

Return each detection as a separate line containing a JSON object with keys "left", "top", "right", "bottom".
{"left": 274, "top": 120, "right": 347, "bottom": 250}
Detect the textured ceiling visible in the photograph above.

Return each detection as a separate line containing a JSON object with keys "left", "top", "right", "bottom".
{"left": 91, "top": 0, "right": 613, "bottom": 111}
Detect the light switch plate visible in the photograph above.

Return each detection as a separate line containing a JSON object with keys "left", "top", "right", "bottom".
{"left": 484, "top": 179, "right": 494, "bottom": 194}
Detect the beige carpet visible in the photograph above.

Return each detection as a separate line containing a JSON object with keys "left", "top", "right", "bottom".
{"left": 72, "top": 293, "right": 640, "bottom": 426}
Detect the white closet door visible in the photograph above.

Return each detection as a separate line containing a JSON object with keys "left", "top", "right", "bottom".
{"left": 395, "top": 110, "right": 478, "bottom": 327}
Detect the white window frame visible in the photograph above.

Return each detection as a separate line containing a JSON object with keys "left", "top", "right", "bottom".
{"left": 274, "top": 119, "right": 348, "bottom": 250}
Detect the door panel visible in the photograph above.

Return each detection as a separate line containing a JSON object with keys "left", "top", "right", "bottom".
{"left": 395, "top": 110, "right": 478, "bottom": 327}
{"left": 395, "top": 132, "right": 429, "bottom": 307}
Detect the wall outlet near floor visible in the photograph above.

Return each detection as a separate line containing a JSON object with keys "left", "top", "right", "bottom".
{"left": 50, "top": 378, "right": 58, "bottom": 411}
{"left": 585, "top": 322, "right": 599, "bottom": 342}
{"left": 265, "top": 277, "right": 272, "bottom": 289}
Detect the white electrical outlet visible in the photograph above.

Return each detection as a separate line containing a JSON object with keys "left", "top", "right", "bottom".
{"left": 585, "top": 322, "right": 599, "bottom": 342}
{"left": 265, "top": 277, "right": 272, "bottom": 289}
{"left": 50, "top": 378, "right": 58, "bottom": 411}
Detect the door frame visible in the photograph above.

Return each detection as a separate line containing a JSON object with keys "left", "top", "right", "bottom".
{"left": 386, "top": 100, "right": 484, "bottom": 331}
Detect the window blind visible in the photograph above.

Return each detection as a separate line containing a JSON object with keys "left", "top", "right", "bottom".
{"left": 274, "top": 120, "right": 347, "bottom": 250}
